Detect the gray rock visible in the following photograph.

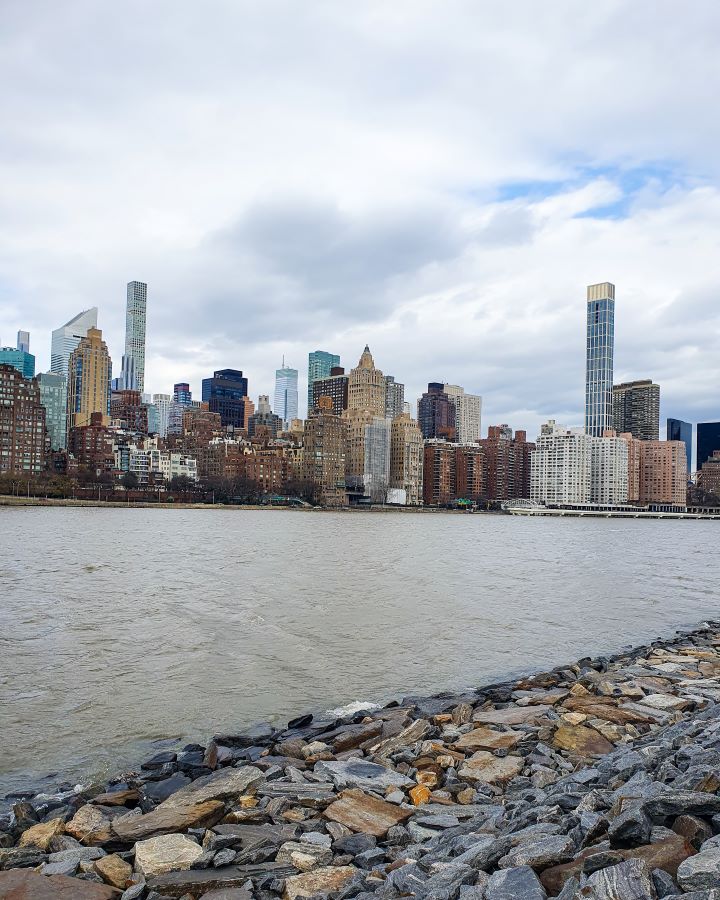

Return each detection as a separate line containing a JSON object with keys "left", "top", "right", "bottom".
{"left": 39, "top": 858, "right": 80, "bottom": 877}
{"left": 47, "top": 847, "right": 106, "bottom": 864}
{"left": 484, "top": 865, "right": 547, "bottom": 899}
{"left": 334, "top": 833, "right": 377, "bottom": 856}
{"left": 643, "top": 791, "right": 720, "bottom": 821}
{"left": 419, "top": 863, "right": 476, "bottom": 900}
{"left": 454, "top": 835, "right": 509, "bottom": 871}
{"left": 212, "top": 848, "right": 238, "bottom": 867}
{"left": 677, "top": 848, "right": 720, "bottom": 892}
{"left": 314, "top": 759, "right": 413, "bottom": 792}
{"left": 498, "top": 834, "right": 575, "bottom": 870}
{"left": 555, "top": 877, "right": 580, "bottom": 900}
{"left": 583, "top": 857, "right": 656, "bottom": 899}
{"left": 120, "top": 886, "right": 147, "bottom": 900}
{"left": 143, "top": 773, "right": 191, "bottom": 803}
{"left": 608, "top": 804, "right": 652, "bottom": 848}
{"left": 652, "top": 867, "right": 679, "bottom": 898}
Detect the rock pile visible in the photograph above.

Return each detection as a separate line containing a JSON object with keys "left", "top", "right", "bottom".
{"left": 3, "top": 625, "right": 720, "bottom": 899}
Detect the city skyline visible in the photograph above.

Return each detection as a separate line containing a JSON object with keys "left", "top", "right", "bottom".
{"left": 1, "top": 3, "right": 719, "bottom": 437}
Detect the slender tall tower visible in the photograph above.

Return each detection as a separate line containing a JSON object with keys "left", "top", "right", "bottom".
{"left": 274, "top": 362, "right": 299, "bottom": 427}
{"left": 125, "top": 281, "right": 147, "bottom": 392}
{"left": 66, "top": 327, "right": 112, "bottom": 434}
{"left": 51, "top": 307, "right": 98, "bottom": 379}
{"left": 585, "top": 282, "right": 615, "bottom": 437}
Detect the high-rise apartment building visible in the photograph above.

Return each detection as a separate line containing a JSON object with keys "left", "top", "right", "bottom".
{"left": 16, "top": 331, "right": 30, "bottom": 354}
{"left": 363, "top": 416, "right": 391, "bottom": 502}
{"left": 455, "top": 445, "right": 485, "bottom": 503}
{"left": 444, "top": 384, "right": 482, "bottom": 444}
{"left": 418, "top": 383, "right": 456, "bottom": 441}
{"left": 151, "top": 394, "right": 173, "bottom": 438}
{"left": 37, "top": 372, "right": 67, "bottom": 451}
{"left": 667, "top": 418, "right": 692, "bottom": 475}
{"left": 202, "top": 369, "right": 252, "bottom": 428}
{"left": 423, "top": 441, "right": 457, "bottom": 506}
{"left": 248, "top": 395, "right": 283, "bottom": 439}
{"left": 68, "top": 412, "right": 115, "bottom": 475}
{"left": 51, "top": 308, "right": 98, "bottom": 380}
{"left": 591, "top": 432, "right": 629, "bottom": 505}
{"left": 697, "top": 422, "right": 720, "bottom": 472}
{"left": 307, "top": 351, "right": 340, "bottom": 412}
{"left": 384, "top": 375, "right": 405, "bottom": 421}
{"left": 174, "top": 383, "right": 193, "bottom": 405}
{"left": 66, "top": 327, "right": 112, "bottom": 436}
{"left": 0, "top": 346, "right": 35, "bottom": 379}
{"left": 612, "top": 380, "right": 660, "bottom": 440}
{"left": 274, "top": 364, "right": 299, "bottom": 427}
{"left": 698, "top": 451, "right": 720, "bottom": 496}
{"left": 585, "top": 282, "right": 615, "bottom": 437}
{"left": 124, "top": 281, "right": 147, "bottom": 393}
{"left": 389, "top": 413, "right": 423, "bottom": 506}
{"left": 638, "top": 440, "right": 687, "bottom": 508}
{"left": 347, "top": 346, "right": 385, "bottom": 416}
{"left": 302, "top": 396, "right": 348, "bottom": 506}
{"left": 311, "top": 367, "right": 348, "bottom": 417}
{"left": 110, "top": 389, "right": 149, "bottom": 434}
{"left": 0, "top": 364, "right": 47, "bottom": 474}
{"left": 531, "top": 424, "right": 593, "bottom": 505}
{"left": 479, "top": 426, "right": 534, "bottom": 501}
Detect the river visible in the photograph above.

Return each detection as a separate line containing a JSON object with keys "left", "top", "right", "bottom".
{"left": 1, "top": 506, "right": 717, "bottom": 799}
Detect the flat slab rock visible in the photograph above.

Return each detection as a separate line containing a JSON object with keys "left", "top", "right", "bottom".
{"left": 0, "top": 868, "right": 121, "bottom": 898}
{"left": 484, "top": 864, "right": 547, "bottom": 899}
{"left": 473, "top": 704, "right": 552, "bottom": 726}
{"left": 454, "top": 726, "right": 522, "bottom": 752}
{"left": 552, "top": 723, "right": 614, "bottom": 757}
{"left": 159, "top": 765, "right": 263, "bottom": 809}
{"left": 147, "top": 862, "right": 295, "bottom": 898}
{"left": 323, "top": 789, "right": 413, "bottom": 837}
{"left": 134, "top": 833, "right": 205, "bottom": 876}
{"left": 112, "top": 799, "right": 225, "bottom": 842}
{"left": 458, "top": 751, "right": 525, "bottom": 785}
{"left": 283, "top": 865, "right": 357, "bottom": 900}
{"left": 314, "top": 758, "right": 413, "bottom": 791}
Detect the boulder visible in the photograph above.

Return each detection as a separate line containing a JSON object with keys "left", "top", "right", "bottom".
{"left": 581, "top": 857, "right": 656, "bottom": 899}
{"left": 552, "top": 724, "right": 614, "bottom": 757}
{"left": 158, "top": 766, "right": 263, "bottom": 809}
{"left": 485, "top": 865, "right": 547, "bottom": 899}
{"left": 454, "top": 727, "right": 522, "bottom": 752}
{"left": 0, "top": 868, "right": 120, "bottom": 898}
{"left": 112, "top": 799, "right": 225, "bottom": 842}
{"left": 276, "top": 840, "right": 332, "bottom": 871}
{"left": 458, "top": 752, "right": 524, "bottom": 786}
{"left": 314, "top": 759, "right": 413, "bottom": 792}
{"left": 283, "top": 865, "right": 357, "bottom": 900}
{"left": 94, "top": 853, "right": 133, "bottom": 889}
{"left": 147, "top": 862, "right": 295, "bottom": 897}
{"left": 474, "top": 705, "right": 552, "bottom": 726}
{"left": 498, "top": 834, "right": 575, "bottom": 870}
{"left": 677, "top": 847, "right": 720, "bottom": 892}
{"left": 65, "top": 805, "right": 113, "bottom": 845}
{"left": 323, "top": 789, "right": 413, "bottom": 837}
{"left": 134, "top": 833, "right": 205, "bottom": 876}
{"left": 17, "top": 817, "right": 65, "bottom": 851}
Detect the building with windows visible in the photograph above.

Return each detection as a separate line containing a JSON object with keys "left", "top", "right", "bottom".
{"left": 174, "top": 383, "right": 193, "bottom": 405}
{"left": 307, "top": 351, "right": 340, "bottom": 412}
{"left": 531, "top": 423, "right": 593, "bottom": 505}
{"left": 68, "top": 412, "right": 114, "bottom": 475}
{"left": 0, "top": 364, "right": 47, "bottom": 475}
{"left": 363, "top": 416, "right": 391, "bottom": 502}
{"left": 124, "top": 281, "right": 147, "bottom": 392}
{"left": 66, "top": 327, "right": 112, "bottom": 436}
{"left": 16, "top": 331, "right": 30, "bottom": 354}
{"left": 51, "top": 307, "right": 98, "bottom": 380}
{"left": 612, "top": 380, "right": 660, "bottom": 440}
{"left": 274, "top": 364, "right": 299, "bottom": 427}
{"left": 389, "top": 413, "right": 423, "bottom": 505}
{"left": 423, "top": 441, "right": 457, "bottom": 506}
{"left": 478, "top": 426, "right": 534, "bottom": 501}
{"left": 202, "top": 369, "right": 252, "bottom": 429}
{"left": 638, "top": 440, "right": 687, "bottom": 508}
{"left": 384, "top": 375, "right": 405, "bottom": 421}
{"left": 698, "top": 451, "right": 720, "bottom": 496}
{"left": 347, "top": 346, "right": 385, "bottom": 416}
{"left": 667, "top": 418, "right": 692, "bottom": 475}
{"left": 110, "top": 389, "right": 149, "bottom": 434}
{"left": 591, "top": 432, "right": 629, "bottom": 505}
{"left": 302, "top": 396, "right": 347, "bottom": 506}
{"left": 418, "top": 383, "right": 456, "bottom": 441}
{"left": 0, "top": 347, "right": 35, "bottom": 380}
{"left": 585, "top": 282, "right": 615, "bottom": 437}
{"left": 248, "top": 395, "right": 283, "bottom": 439}
{"left": 129, "top": 448, "right": 198, "bottom": 485}
{"left": 37, "top": 372, "right": 67, "bottom": 451}
{"left": 444, "top": 384, "right": 482, "bottom": 444}
{"left": 697, "top": 422, "right": 720, "bottom": 473}
{"left": 311, "top": 367, "right": 348, "bottom": 416}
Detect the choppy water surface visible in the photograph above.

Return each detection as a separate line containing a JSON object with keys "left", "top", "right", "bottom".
{"left": 1, "top": 507, "right": 718, "bottom": 797}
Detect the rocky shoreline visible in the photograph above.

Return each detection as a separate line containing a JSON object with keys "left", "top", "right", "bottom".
{"left": 3, "top": 626, "right": 720, "bottom": 899}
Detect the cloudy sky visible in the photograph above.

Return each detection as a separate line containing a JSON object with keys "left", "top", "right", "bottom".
{"left": 1, "top": 0, "right": 719, "bottom": 437}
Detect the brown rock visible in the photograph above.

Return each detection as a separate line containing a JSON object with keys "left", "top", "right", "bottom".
{"left": 65, "top": 805, "right": 113, "bottom": 845}
{"left": 473, "top": 705, "right": 552, "bottom": 726}
{"left": 552, "top": 724, "right": 614, "bottom": 757}
{"left": 323, "top": 789, "right": 413, "bottom": 837}
{"left": 204, "top": 740, "right": 219, "bottom": 770}
{"left": 458, "top": 751, "right": 524, "bottom": 785}
{"left": 17, "top": 817, "right": 64, "bottom": 851}
{"left": 283, "top": 865, "right": 357, "bottom": 900}
{"left": 159, "top": 766, "right": 263, "bottom": 810}
{"left": 672, "top": 815, "right": 713, "bottom": 850}
{"left": 368, "top": 719, "right": 431, "bottom": 759}
{"left": 112, "top": 799, "right": 225, "bottom": 843}
{"left": 454, "top": 727, "right": 522, "bottom": 752}
{"left": 451, "top": 702, "right": 474, "bottom": 725}
{"left": 135, "top": 833, "right": 206, "bottom": 876}
{"left": 624, "top": 835, "right": 696, "bottom": 878}
{"left": 90, "top": 789, "right": 141, "bottom": 807}
{"left": 409, "top": 785, "right": 431, "bottom": 805}
{"left": 0, "top": 869, "right": 120, "bottom": 898}
{"left": 94, "top": 853, "right": 132, "bottom": 889}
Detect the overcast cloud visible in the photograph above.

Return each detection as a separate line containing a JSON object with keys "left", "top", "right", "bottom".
{"left": 1, "top": 0, "right": 719, "bottom": 437}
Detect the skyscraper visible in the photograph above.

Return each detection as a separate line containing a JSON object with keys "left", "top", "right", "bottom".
{"left": 585, "top": 282, "right": 615, "bottom": 437}
{"left": 384, "top": 375, "right": 405, "bottom": 421}
{"left": 66, "top": 327, "right": 112, "bottom": 435}
{"left": 16, "top": 331, "right": 30, "bottom": 354}
{"left": 202, "top": 369, "right": 252, "bottom": 428}
{"left": 444, "top": 384, "right": 482, "bottom": 443}
{"left": 667, "top": 418, "right": 692, "bottom": 474}
{"left": 307, "top": 351, "right": 340, "bottom": 412}
{"left": 0, "top": 346, "right": 35, "bottom": 379}
{"left": 37, "top": 372, "right": 67, "bottom": 450}
{"left": 418, "top": 383, "right": 456, "bottom": 441}
{"left": 346, "top": 346, "right": 386, "bottom": 416}
{"left": 0, "top": 365, "right": 47, "bottom": 475}
{"left": 697, "top": 422, "right": 720, "bottom": 472}
{"left": 274, "top": 363, "right": 299, "bottom": 427}
{"left": 124, "top": 281, "right": 147, "bottom": 393}
{"left": 311, "top": 367, "right": 348, "bottom": 417}
{"left": 612, "top": 380, "right": 660, "bottom": 440}
{"left": 51, "top": 307, "right": 98, "bottom": 380}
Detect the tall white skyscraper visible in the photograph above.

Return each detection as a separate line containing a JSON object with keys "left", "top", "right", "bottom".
{"left": 51, "top": 307, "right": 98, "bottom": 379}
{"left": 585, "top": 282, "right": 615, "bottom": 437}
{"left": 274, "top": 363, "right": 299, "bottom": 427}
{"left": 125, "top": 281, "right": 147, "bottom": 392}
{"left": 16, "top": 331, "right": 30, "bottom": 354}
{"left": 444, "top": 384, "right": 482, "bottom": 443}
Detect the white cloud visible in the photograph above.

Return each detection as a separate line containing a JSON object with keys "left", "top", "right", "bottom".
{"left": 0, "top": 0, "right": 719, "bottom": 434}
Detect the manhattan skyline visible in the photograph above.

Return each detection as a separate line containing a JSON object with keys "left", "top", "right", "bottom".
{"left": 1, "top": 2, "right": 719, "bottom": 436}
